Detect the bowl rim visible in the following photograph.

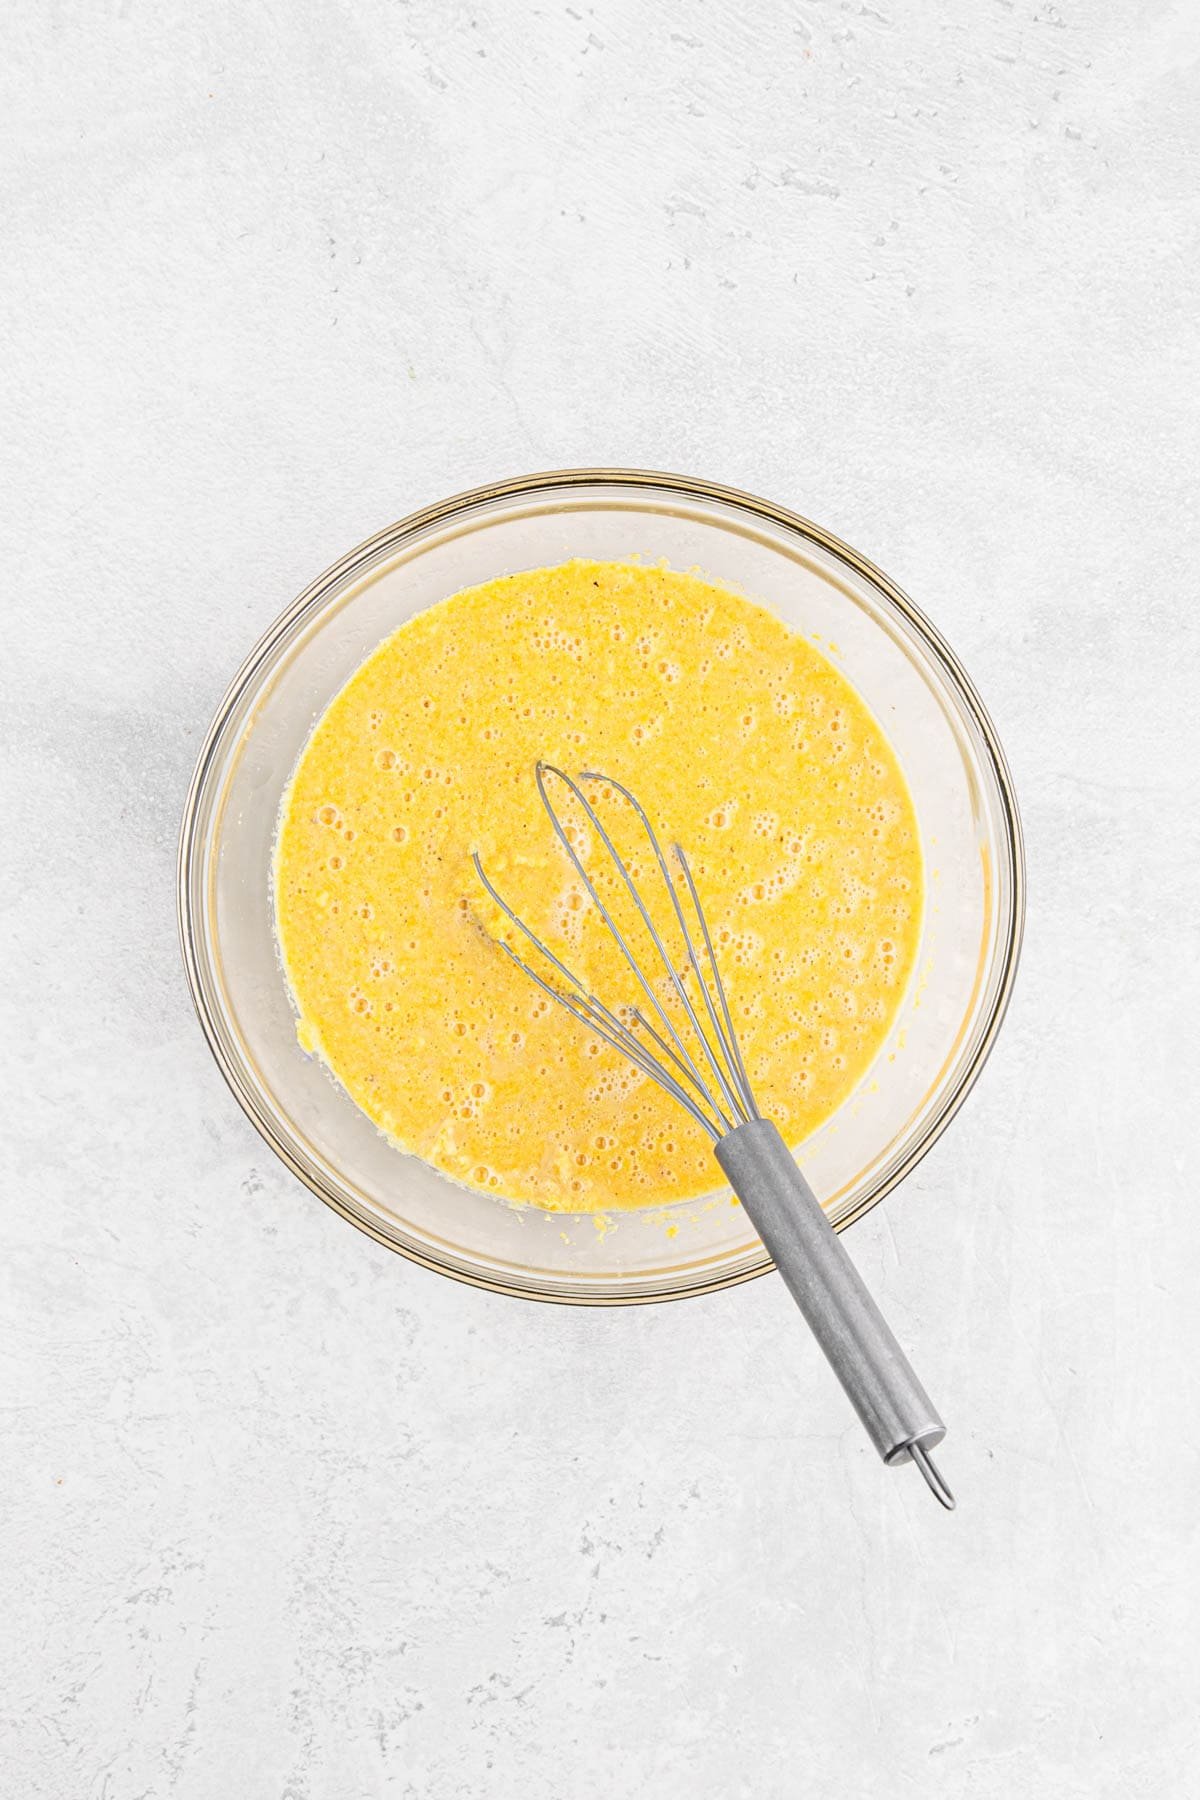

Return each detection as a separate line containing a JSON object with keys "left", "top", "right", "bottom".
{"left": 178, "top": 467, "right": 1026, "bottom": 1304}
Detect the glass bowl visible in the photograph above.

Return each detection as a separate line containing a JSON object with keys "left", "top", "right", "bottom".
{"left": 178, "top": 470, "right": 1024, "bottom": 1303}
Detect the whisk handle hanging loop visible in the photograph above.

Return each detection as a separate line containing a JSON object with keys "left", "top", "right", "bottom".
{"left": 715, "top": 1119, "right": 952, "bottom": 1503}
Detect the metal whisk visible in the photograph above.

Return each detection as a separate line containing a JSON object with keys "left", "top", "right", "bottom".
{"left": 474, "top": 764, "right": 954, "bottom": 1509}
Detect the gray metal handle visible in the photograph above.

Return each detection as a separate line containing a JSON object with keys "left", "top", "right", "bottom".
{"left": 715, "top": 1118, "right": 953, "bottom": 1507}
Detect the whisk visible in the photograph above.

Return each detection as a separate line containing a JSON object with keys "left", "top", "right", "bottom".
{"left": 474, "top": 764, "right": 953, "bottom": 1509}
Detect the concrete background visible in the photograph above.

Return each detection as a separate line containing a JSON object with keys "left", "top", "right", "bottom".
{"left": 4, "top": 2, "right": 1198, "bottom": 1794}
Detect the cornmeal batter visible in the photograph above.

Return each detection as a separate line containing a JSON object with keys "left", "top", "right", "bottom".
{"left": 274, "top": 560, "right": 921, "bottom": 1212}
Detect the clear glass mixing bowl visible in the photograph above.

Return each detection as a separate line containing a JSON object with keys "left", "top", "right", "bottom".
{"left": 178, "top": 470, "right": 1023, "bottom": 1303}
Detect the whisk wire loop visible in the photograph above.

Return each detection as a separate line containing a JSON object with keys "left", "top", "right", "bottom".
{"left": 471, "top": 850, "right": 725, "bottom": 1140}
{"left": 671, "top": 841, "right": 761, "bottom": 1122}
{"left": 472, "top": 764, "right": 759, "bottom": 1142}
{"left": 533, "top": 764, "right": 739, "bottom": 1132}
{"left": 577, "top": 771, "right": 758, "bottom": 1124}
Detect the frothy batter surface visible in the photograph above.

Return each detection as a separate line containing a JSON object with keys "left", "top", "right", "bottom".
{"left": 274, "top": 560, "right": 921, "bottom": 1212}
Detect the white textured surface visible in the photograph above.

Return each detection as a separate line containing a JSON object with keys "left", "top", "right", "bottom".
{"left": 4, "top": 2, "right": 1199, "bottom": 1793}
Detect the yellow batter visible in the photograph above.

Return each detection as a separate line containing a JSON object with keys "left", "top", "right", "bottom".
{"left": 274, "top": 560, "right": 921, "bottom": 1212}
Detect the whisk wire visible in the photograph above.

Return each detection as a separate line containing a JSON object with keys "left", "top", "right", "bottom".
{"left": 672, "top": 842, "right": 761, "bottom": 1122}
{"left": 472, "top": 764, "right": 762, "bottom": 1145}
{"left": 578, "top": 772, "right": 756, "bottom": 1125}
{"left": 629, "top": 1007, "right": 733, "bottom": 1119}
{"left": 534, "top": 764, "right": 735, "bottom": 1131}
{"left": 471, "top": 851, "right": 724, "bottom": 1140}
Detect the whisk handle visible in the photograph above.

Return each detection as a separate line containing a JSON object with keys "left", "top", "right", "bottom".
{"left": 715, "top": 1119, "right": 947, "bottom": 1478}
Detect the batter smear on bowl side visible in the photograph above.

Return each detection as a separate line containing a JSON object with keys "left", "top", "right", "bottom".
{"left": 274, "top": 560, "right": 922, "bottom": 1212}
